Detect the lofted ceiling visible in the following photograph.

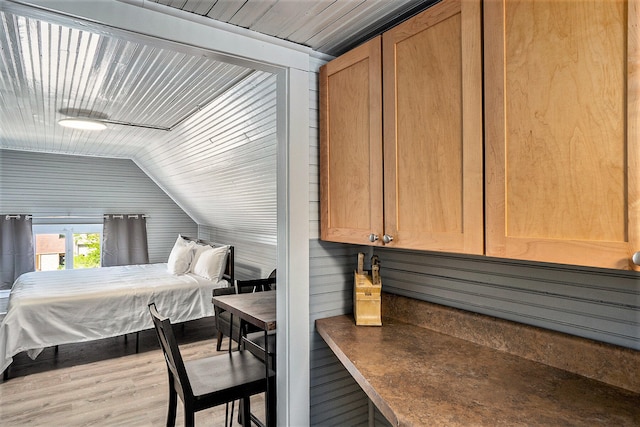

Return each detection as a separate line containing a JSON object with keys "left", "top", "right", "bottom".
{"left": 0, "top": 0, "right": 436, "bottom": 223}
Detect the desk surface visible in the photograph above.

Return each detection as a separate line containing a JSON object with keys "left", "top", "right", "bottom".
{"left": 316, "top": 315, "right": 640, "bottom": 427}
{"left": 212, "top": 290, "right": 276, "bottom": 331}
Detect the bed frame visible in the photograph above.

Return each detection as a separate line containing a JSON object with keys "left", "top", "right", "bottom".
{"left": 181, "top": 235, "right": 235, "bottom": 285}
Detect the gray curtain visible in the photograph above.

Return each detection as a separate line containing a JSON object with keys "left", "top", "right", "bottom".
{"left": 102, "top": 214, "right": 149, "bottom": 267}
{"left": 0, "top": 215, "right": 35, "bottom": 289}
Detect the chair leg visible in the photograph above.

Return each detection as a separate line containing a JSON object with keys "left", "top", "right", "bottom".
{"left": 268, "top": 375, "right": 277, "bottom": 426}
{"left": 241, "top": 398, "right": 251, "bottom": 427}
{"left": 166, "top": 387, "right": 177, "bottom": 427}
{"left": 216, "top": 331, "right": 224, "bottom": 351}
{"left": 184, "top": 406, "right": 195, "bottom": 427}
{"left": 225, "top": 402, "right": 231, "bottom": 427}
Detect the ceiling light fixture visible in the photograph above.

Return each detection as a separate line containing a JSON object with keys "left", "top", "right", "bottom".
{"left": 58, "top": 118, "right": 107, "bottom": 131}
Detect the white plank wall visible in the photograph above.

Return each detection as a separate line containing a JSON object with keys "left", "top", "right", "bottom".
{"left": 199, "top": 225, "right": 276, "bottom": 281}
{"left": 139, "top": 71, "right": 280, "bottom": 281}
{"left": 0, "top": 149, "right": 197, "bottom": 263}
{"left": 134, "top": 71, "right": 277, "bottom": 233}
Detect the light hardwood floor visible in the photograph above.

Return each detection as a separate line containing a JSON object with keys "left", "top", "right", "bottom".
{"left": 0, "top": 318, "right": 265, "bottom": 426}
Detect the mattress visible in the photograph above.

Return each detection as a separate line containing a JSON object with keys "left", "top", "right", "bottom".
{"left": 0, "top": 263, "right": 227, "bottom": 373}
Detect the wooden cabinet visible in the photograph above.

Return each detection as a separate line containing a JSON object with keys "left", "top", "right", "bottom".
{"left": 320, "top": 37, "right": 383, "bottom": 246}
{"left": 320, "top": 0, "right": 484, "bottom": 254}
{"left": 321, "top": 0, "right": 638, "bottom": 271}
{"left": 382, "top": 0, "right": 483, "bottom": 253}
{"left": 484, "top": 0, "right": 639, "bottom": 271}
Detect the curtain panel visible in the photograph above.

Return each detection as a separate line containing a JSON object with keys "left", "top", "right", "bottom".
{"left": 0, "top": 215, "right": 35, "bottom": 289}
{"left": 102, "top": 214, "right": 149, "bottom": 267}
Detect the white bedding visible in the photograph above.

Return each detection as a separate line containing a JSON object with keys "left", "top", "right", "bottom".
{"left": 0, "top": 263, "right": 227, "bottom": 373}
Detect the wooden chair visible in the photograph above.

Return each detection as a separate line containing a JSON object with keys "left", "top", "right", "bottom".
{"left": 242, "top": 332, "right": 276, "bottom": 372}
{"left": 213, "top": 269, "right": 276, "bottom": 351}
{"left": 240, "top": 269, "right": 276, "bottom": 292}
{"left": 241, "top": 331, "right": 276, "bottom": 426}
{"left": 149, "top": 303, "right": 268, "bottom": 427}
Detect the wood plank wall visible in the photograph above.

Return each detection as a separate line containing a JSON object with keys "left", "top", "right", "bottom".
{"left": 308, "top": 64, "right": 380, "bottom": 426}
{"left": 0, "top": 149, "right": 196, "bottom": 264}
{"left": 199, "top": 224, "right": 276, "bottom": 281}
{"left": 185, "top": 72, "right": 278, "bottom": 281}
{"left": 306, "top": 63, "right": 640, "bottom": 425}
{"left": 309, "top": 239, "right": 374, "bottom": 427}
{"left": 377, "top": 248, "right": 640, "bottom": 351}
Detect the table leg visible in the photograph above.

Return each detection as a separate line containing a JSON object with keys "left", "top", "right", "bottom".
{"left": 265, "top": 329, "right": 276, "bottom": 426}
{"left": 228, "top": 313, "right": 234, "bottom": 354}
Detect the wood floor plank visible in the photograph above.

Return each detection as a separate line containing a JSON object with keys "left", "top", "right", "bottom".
{"left": 0, "top": 318, "right": 266, "bottom": 426}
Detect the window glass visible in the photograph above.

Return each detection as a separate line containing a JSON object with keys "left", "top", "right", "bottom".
{"left": 33, "top": 224, "right": 102, "bottom": 270}
{"left": 35, "top": 233, "right": 66, "bottom": 271}
{"left": 73, "top": 233, "right": 101, "bottom": 269}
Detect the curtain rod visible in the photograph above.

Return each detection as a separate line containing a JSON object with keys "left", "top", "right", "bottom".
{"left": 103, "top": 214, "right": 149, "bottom": 219}
{"left": 5, "top": 214, "right": 149, "bottom": 220}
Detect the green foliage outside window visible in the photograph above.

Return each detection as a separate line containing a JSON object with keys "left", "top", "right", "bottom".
{"left": 73, "top": 233, "right": 101, "bottom": 269}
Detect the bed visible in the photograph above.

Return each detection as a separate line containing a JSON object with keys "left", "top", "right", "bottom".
{"left": 0, "top": 236, "right": 234, "bottom": 375}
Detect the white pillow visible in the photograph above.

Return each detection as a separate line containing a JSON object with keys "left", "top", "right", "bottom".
{"left": 189, "top": 243, "right": 211, "bottom": 273}
{"left": 192, "top": 245, "right": 229, "bottom": 281}
{"left": 167, "top": 236, "right": 195, "bottom": 275}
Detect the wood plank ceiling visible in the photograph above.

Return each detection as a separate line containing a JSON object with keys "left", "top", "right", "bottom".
{"left": 1, "top": 0, "right": 435, "bottom": 158}
{"left": 0, "top": 0, "right": 436, "bottom": 224}
{"left": 150, "top": 0, "right": 435, "bottom": 56}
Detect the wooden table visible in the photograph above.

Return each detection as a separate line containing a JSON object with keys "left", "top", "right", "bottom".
{"left": 212, "top": 290, "right": 276, "bottom": 426}
{"left": 212, "top": 290, "right": 276, "bottom": 333}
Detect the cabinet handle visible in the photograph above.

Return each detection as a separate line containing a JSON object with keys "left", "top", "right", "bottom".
{"left": 633, "top": 251, "right": 640, "bottom": 266}
{"left": 383, "top": 234, "right": 394, "bottom": 244}
{"left": 368, "top": 234, "right": 379, "bottom": 243}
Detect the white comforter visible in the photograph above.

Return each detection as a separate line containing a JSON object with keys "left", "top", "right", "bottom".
{"left": 0, "top": 263, "right": 226, "bottom": 373}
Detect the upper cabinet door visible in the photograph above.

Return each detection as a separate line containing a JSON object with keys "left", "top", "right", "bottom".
{"left": 382, "top": 0, "right": 484, "bottom": 254}
{"left": 320, "top": 37, "right": 384, "bottom": 245}
{"left": 485, "top": 0, "right": 639, "bottom": 270}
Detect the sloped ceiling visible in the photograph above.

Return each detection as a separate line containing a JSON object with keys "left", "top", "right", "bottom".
{"left": 0, "top": 0, "right": 436, "bottom": 224}
{"left": 0, "top": 5, "right": 256, "bottom": 159}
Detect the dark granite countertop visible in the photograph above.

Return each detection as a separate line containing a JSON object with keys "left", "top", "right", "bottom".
{"left": 316, "top": 315, "right": 640, "bottom": 426}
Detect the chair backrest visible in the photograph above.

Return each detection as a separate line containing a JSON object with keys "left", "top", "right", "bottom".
{"left": 236, "top": 276, "right": 276, "bottom": 293}
{"left": 149, "top": 303, "right": 193, "bottom": 399}
{"left": 212, "top": 286, "right": 236, "bottom": 317}
{"left": 268, "top": 269, "right": 276, "bottom": 289}
{"left": 235, "top": 269, "right": 276, "bottom": 293}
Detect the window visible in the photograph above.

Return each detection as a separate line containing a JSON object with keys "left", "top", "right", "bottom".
{"left": 33, "top": 224, "right": 102, "bottom": 271}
